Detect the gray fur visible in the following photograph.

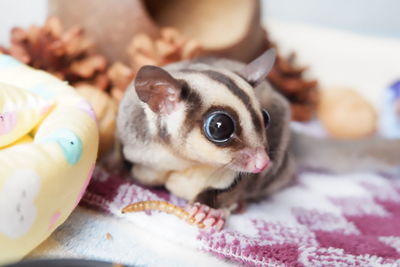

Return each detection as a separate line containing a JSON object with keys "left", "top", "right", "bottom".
{"left": 118, "top": 84, "right": 150, "bottom": 143}
{"left": 116, "top": 57, "right": 400, "bottom": 209}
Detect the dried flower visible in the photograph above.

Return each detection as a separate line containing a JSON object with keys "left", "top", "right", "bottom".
{"left": 127, "top": 27, "right": 203, "bottom": 74}
{"left": 107, "top": 62, "right": 134, "bottom": 102}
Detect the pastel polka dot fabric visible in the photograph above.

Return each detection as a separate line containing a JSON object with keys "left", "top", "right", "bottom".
{"left": 0, "top": 54, "right": 99, "bottom": 264}
{"left": 0, "top": 83, "right": 54, "bottom": 147}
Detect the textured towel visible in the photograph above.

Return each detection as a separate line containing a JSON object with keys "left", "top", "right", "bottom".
{"left": 63, "top": 165, "right": 400, "bottom": 266}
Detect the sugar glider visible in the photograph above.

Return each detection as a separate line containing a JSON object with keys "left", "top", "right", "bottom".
{"left": 116, "top": 49, "right": 400, "bottom": 229}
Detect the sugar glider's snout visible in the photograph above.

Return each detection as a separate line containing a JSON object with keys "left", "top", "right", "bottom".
{"left": 236, "top": 147, "right": 270, "bottom": 173}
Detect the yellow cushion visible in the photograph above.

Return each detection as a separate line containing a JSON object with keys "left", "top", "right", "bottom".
{"left": 2, "top": 134, "right": 33, "bottom": 149}
{"left": 0, "top": 83, "right": 53, "bottom": 147}
{"left": 0, "top": 54, "right": 99, "bottom": 264}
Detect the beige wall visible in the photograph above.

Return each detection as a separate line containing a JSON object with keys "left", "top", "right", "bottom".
{"left": 1, "top": 0, "right": 400, "bottom": 45}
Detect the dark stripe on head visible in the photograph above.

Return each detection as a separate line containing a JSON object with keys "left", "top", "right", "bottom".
{"left": 157, "top": 115, "right": 170, "bottom": 143}
{"left": 122, "top": 102, "right": 149, "bottom": 141}
{"left": 178, "top": 80, "right": 203, "bottom": 139}
{"left": 181, "top": 69, "right": 263, "bottom": 135}
{"left": 234, "top": 71, "right": 257, "bottom": 87}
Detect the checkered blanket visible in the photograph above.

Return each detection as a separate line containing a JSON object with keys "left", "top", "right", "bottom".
{"left": 81, "top": 166, "right": 400, "bottom": 266}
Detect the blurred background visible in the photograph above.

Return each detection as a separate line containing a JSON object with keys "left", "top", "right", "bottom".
{"left": 2, "top": 0, "right": 400, "bottom": 44}
{"left": 265, "top": 0, "right": 400, "bottom": 38}
{"left": 0, "top": 0, "right": 399, "bottom": 139}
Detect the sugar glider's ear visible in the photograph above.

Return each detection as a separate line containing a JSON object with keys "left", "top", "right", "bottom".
{"left": 135, "top": 65, "right": 182, "bottom": 114}
{"left": 240, "top": 48, "right": 276, "bottom": 87}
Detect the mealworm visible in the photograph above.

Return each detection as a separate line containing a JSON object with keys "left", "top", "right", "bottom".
{"left": 122, "top": 200, "right": 205, "bottom": 228}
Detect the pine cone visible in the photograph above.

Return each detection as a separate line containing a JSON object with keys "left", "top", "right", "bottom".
{"left": 107, "top": 27, "right": 203, "bottom": 102}
{"left": 264, "top": 34, "right": 319, "bottom": 122}
{"left": 107, "top": 62, "right": 134, "bottom": 102}
{"left": 127, "top": 27, "right": 203, "bottom": 74}
{"left": 0, "top": 17, "right": 109, "bottom": 90}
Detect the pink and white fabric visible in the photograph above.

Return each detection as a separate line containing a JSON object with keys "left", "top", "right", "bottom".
{"left": 80, "top": 166, "right": 400, "bottom": 266}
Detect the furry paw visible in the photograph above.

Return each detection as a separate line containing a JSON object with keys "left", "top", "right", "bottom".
{"left": 185, "top": 202, "right": 229, "bottom": 231}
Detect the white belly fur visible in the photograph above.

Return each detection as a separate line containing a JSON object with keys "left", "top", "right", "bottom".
{"left": 123, "top": 140, "right": 237, "bottom": 201}
{"left": 166, "top": 165, "right": 236, "bottom": 201}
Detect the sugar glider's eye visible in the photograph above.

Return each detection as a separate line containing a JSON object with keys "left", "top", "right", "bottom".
{"left": 204, "top": 111, "right": 235, "bottom": 143}
{"left": 262, "top": 109, "right": 270, "bottom": 128}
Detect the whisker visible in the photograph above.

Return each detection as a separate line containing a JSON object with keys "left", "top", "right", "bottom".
{"left": 268, "top": 149, "right": 286, "bottom": 156}
{"left": 207, "top": 158, "right": 236, "bottom": 181}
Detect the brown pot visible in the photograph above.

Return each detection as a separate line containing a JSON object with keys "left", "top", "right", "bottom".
{"left": 49, "top": 0, "right": 265, "bottom": 63}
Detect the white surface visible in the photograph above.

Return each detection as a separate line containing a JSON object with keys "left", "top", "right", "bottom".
{"left": 28, "top": 207, "right": 232, "bottom": 267}
{"left": 263, "top": 0, "right": 400, "bottom": 38}
{"left": 0, "top": 0, "right": 47, "bottom": 46}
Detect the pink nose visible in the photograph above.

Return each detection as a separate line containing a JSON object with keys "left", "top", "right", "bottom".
{"left": 241, "top": 147, "right": 270, "bottom": 173}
